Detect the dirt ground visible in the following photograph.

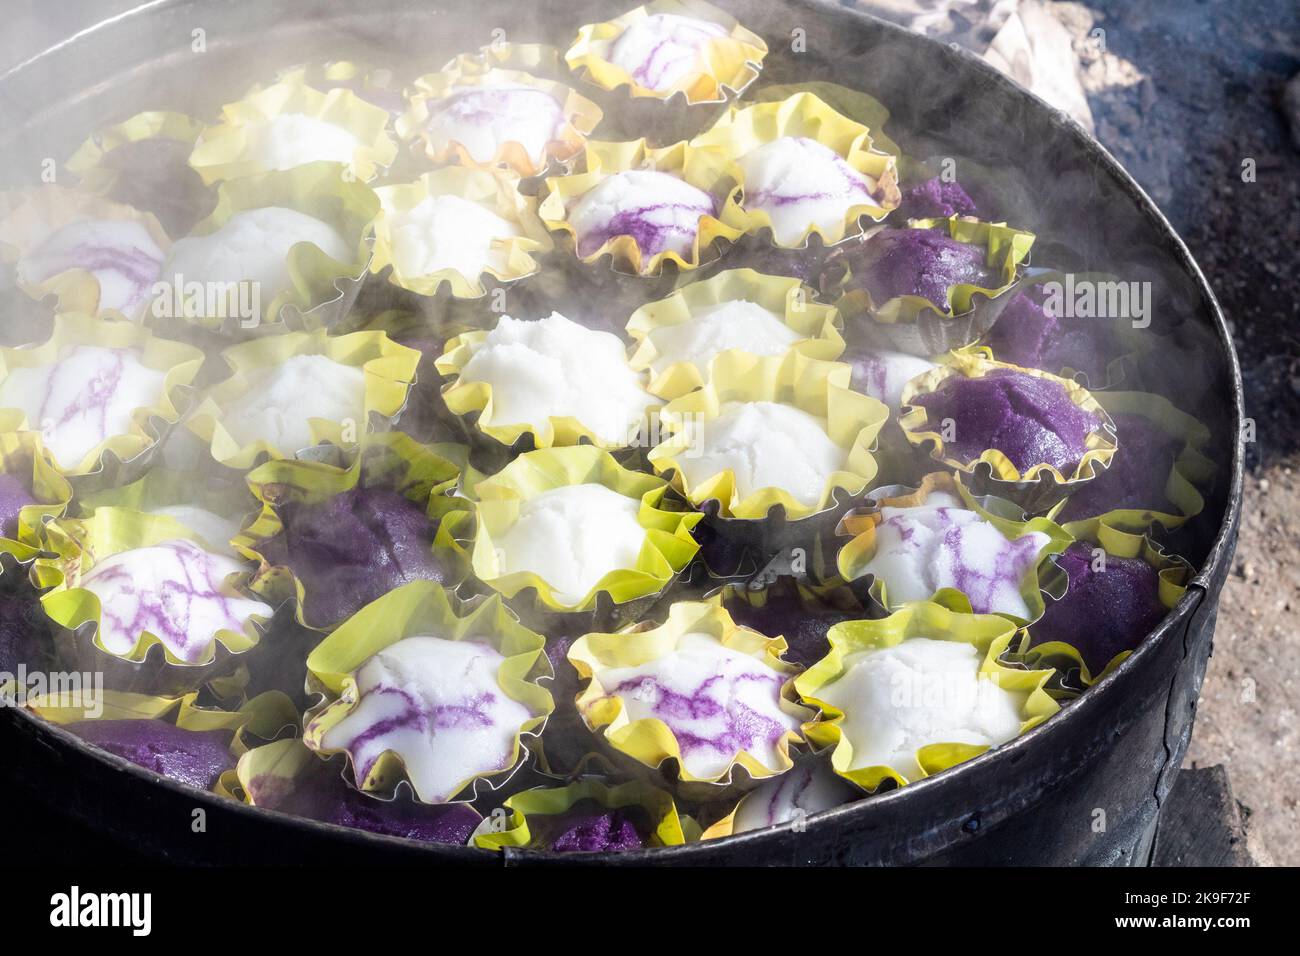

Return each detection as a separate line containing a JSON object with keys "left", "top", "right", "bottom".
{"left": 1053, "top": 0, "right": 1300, "bottom": 865}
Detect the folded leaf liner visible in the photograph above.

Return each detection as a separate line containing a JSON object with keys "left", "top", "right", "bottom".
{"left": 0, "top": 431, "right": 74, "bottom": 567}
{"left": 270, "top": 61, "right": 407, "bottom": 118}
{"left": 898, "top": 353, "right": 1118, "bottom": 514}
{"left": 748, "top": 81, "right": 904, "bottom": 162}
{"left": 185, "top": 327, "right": 421, "bottom": 470}
{"left": 436, "top": 318, "right": 660, "bottom": 454}
{"left": 149, "top": 162, "right": 378, "bottom": 336}
{"left": 28, "top": 688, "right": 299, "bottom": 789}
{"left": 568, "top": 600, "right": 813, "bottom": 802}
{"left": 566, "top": 0, "right": 767, "bottom": 143}
{"left": 0, "top": 186, "right": 171, "bottom": 319}
{"left": 690, "top": 92, "right": 902, "bottom": 246}
{"left": 539, "top": 138, "right": 744, "bottom": 277}
{"left": 646, "top": 350, "right": 888, "bottom": 554}
{"left": 442, "top": 42, "right": 568, "bottom": 79}
{"left": 64, "top": 110, "right": 216, "bottom": 237}
{"left": 1052, "top": 389, "right": 1214, "bottom": 546}
{"left": 794, "top": 601, "right": 1059, "bottom": 792}
{"left": 0, "top": 312, "right": 204, "bottom": 479}
{"left": 397, "top": 66, "right": 604, "bottom": 177}
{"left": 827, "top": 216, "right": 1036, "bottom": 356}
{"left": 835, "top": 471, "right": 1072, "bottom": 626}
{"left": 1019, "top": 527, "right": 1192, "bottom": 688}
{"left": 302, "top": 579, "right": 554, "bottom": 804}
{"left": 368, "top": 166, "right": 553, "bottom": 299}
{"left": 31, "top": 507, "right": 274, "bottom": 697}
{"left": 626, "top": 267, "right": 846, "bottom": 400}
{"left": 467, "top": 445, "right": 703, "bottom": 634}
{"left": 187, "top": 75, "right": 398, "bottom": 184}
{"left": 76, "top": 462, "right": 256, "bottom": 558}
{"left": 472, "top": 778, "right": 689, "bottom": 851}
{"left": 233, "top": 431, "right": 474, "bottom": 630}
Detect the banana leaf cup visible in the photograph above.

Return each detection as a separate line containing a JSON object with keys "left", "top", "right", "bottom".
{"left": 65, "top": 110, "right": 217, "bottom": 238}
{"left": 302, "top": 580, "right": 553, "bottom": 805}
{"left": 272, "top": 61, "right": 407, "bottom": 118}
{"left": 150, "top": 162, "right": 378, "bottom": 336}
{"left": 233, "top": 431, "right": 473, "bottom": 631}
{"left": 0, "top": 431, "right": 74, "bottom": 570}
{"left": 75, "top": 463, "right": 258, "bottom": 558}
{"left": 568, "top": 600, "right": 813, "bottom": 803}
{"left": 397, "top": 65, "right": 604, "bottom": 177}
{"left": 898, "top": 353, "right": 1118, "bottom": 514}
{"left": 826, "top": 217, "right": 1035, "bottom": 356}
{"left": 188, "top": 75, "right": 398, "bottom": 183}
{"left": 1021, "top": 527, "right": 1193, "bottom": 687}
{"left": 835, "top": 472, "right": 1072, "bottom": 626}
{"left": 690, "top": 92, "right": 901, "bottom": 247}
{"left": 539, "top": 138, "right": 744, "bottom": 277}
{"left": 795, "top": 601, "right": 1059, "bottom": 792}
{"left": 435, "top": 314, "right": 659, "bottom": 457}
{"left": 565, "top": 0, "right": 768, "bottom": 144}
{"left": 626, "top": 267, "right": 845, "bottom": 400}
{"left": 26, "top": 687, "right": 298, "bottom": 792}
{"left": 185, "top": 328, "right": 420, "bottom": 470}
{"left": 472, "top": 778, "right": 690, "bottom": 852}
{"left": 467, "top": 445, "right": 703, "bottom": 634}
{"left": 0, "top": 312, "right": 204, "bottom": 483}
{"left": 646, "top": 350, "right": 888, "bottom": 555}
{"left": 219, "top": 737, "right": 483, "bottom": 846}
{"left": 747, "top": 81, "right": 904, "bottom": 161}
{"left": 368, "top": 166, "right": 553, "bottom": 300}
{"left": 31, "top": 507, "right": 276, "bottom": 697}
{"left": 1051, "top": 389, "right": 1214, "bottom": 545}
{"left": 0, "top": 186, "right": 170, "bottom": 321}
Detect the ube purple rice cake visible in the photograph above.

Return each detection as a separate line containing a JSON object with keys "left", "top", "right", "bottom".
{"left": 841, "top": 227, "right": 997, "bottom": 313}
{"left": 835, "top": 473, "right": 1069, "bottom": 623}
{"left": 980, "top": 279, "right": 1125, "bottom": 385}
{"left": 568, "top": 601, "right": 811, "bottom": 797}
{"left": 896, "top": 176, "right": 980, "bottom": 221}
{"left": 0, "top": 432, "right": 72, "bottom": 555}
{"left": 237, "top": 434, "right": 469, "bottom": 631}
{"left": 899, "top": 357, "right": 1117, "bottom": 512}
{"left": 1028, "top": 538, "right": 1190, "bottom": 680}
{"left": 68, "top": 718, "right": 237, "bottom": 790}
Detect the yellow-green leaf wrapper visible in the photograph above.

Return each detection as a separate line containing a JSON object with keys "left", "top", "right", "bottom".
{"left": 690, "top": 92, "right": 901, "bottom": 246}
{"left": 233, "top": 431, "right": 473, "bottom": 629}
{"left": 302, "top": 580, "right": 553, "bottom": 804}
{"left": 647, "top": 350, "right": 888, "bottom": 520}
{"left": 66, "top": 111, "right": 208, "bottom": 193}
{"left": 626, "top": 267, "right": 845, "bottom": 400}
{"left": 898, "top": 353, "right": 1118, "bottom": 490}
{"left": 472, "top": 778, "right": 688, "bottom": 851}
{"left": 368, "top": 166, "right": 553, "bottom": 298}
{"left": 749, "top": 81, "right": 903, "bottom": 161}
{"left": 0, "top": 187, "right": 171, "bottom": 319}
{"left": 795, "top": 601, "right": 1059, "bottom": 791}
{"left": 469, "top": 445, "right": 703, "bottom": 613}
{"left": 539, "top": 138, "right": 744, "bottom": 276}
{"left": 1022, "top": 530, "right": 1193, "bottom": 687}
{"left": 565, "top": 0, "right": 767, "bottom": 104}
{"left": 397, "top": 67, "right": 604, "bottom": 177}
{"left": 835, "top": 472, "right": 1072, "bottom": 625}
{"left": 32, "top": 507, "right": 271, "bottom": 688}
{"left": 1054, "top": 389, "right": 1213, "bottom": 545}
{"left": 0, "top": 312, "right": 203, "bottom": 476}
{"left": 185, "top": 328, "right": 420, "bottom": 470}
{"left": 435, "top": 322, "right": 658, "bottom": 452}
{"left": 153, "top": 162, "right": 378, "bottom": 333}
{"left": 188, "top": 76, "right": 398, "bottom": 183}
{"left": 0, "top": 431, "right": 73, "bottom": 562}
{"left": 569, "top": 600, "right": 812, "bottom": 795}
